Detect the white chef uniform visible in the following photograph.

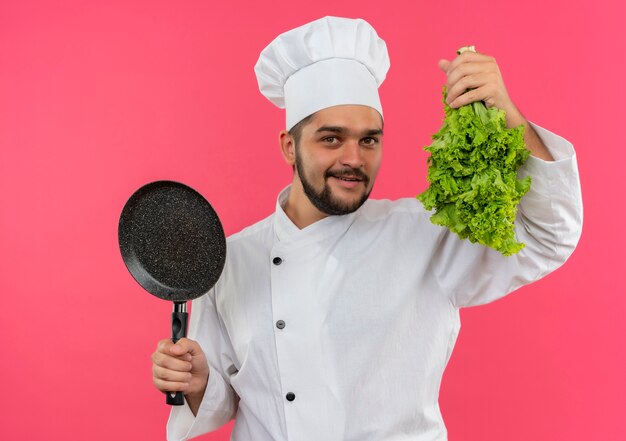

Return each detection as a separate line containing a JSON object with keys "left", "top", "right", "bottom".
{"left": 166, "top": 122, "right": 582, "bottom": 440}
{"left": 167, "top": 16, "right": 583, "bottom": 441}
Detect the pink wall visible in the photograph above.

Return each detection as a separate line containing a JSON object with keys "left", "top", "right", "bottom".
{"left": 1, "top": 0, "right": 623, "bottom": 439}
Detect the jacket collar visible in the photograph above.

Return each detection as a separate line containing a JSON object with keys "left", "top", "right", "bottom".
{"left": 273, "top": 185, "right": 358, "bottom": 246}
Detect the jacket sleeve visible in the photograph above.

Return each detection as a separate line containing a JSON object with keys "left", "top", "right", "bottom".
{"left": 431, "top": 122, "right": 583, "bottom": 308}
{"left": 167, "top": 287, "right": 238, "bottom": 440}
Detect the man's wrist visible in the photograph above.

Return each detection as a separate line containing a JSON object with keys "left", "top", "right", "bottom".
{"left": 523, "top": 123, "right": 554, "bottom": 161}
{"left": 503, "top": 103, "right": 525, "bottom": 129}
{"left": 185, "top": 373, "right": 209, "bottom": 416}
{"left": 502, "top": 104, "right": 554, "bottom": 161}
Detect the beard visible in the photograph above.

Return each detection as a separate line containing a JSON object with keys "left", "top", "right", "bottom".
{"left": 295, "top": 148, "right": 372, "bottom": 216}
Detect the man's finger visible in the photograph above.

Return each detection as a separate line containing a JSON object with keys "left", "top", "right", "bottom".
{"left": 448, "top": 88, "right": 480, "bottom": 108}
{"left": 447, "top": 86, "right": 500, "bottom": 109}
{"left": 438, "top": 59, "right": 451, "bottom": 74}
{"left": 445, "top": 73, "right": 493, "bottom": 105}
{"left": 170, "top": 338, "right": 202, "bottom": 358}
{"left": 445, "top": 61, "right": 496, "bottom": 89}
{"left": 156, "top": 338, "right": 174, "bottom": 354}
{"left": 446, "top": 51, "right": 493, "bottom": 72}
{"left": 153, "top": 351, "right": 193, "bottom": 372}
{"left": 153, "top": 364, "right": 193, "bottom": 383}
{"left": 153, "top": 376, "right": 189, "bottom": 393}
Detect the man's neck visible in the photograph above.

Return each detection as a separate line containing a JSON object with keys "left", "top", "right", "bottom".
{"left": 282, "top": 180, "right": 328, "bottom": 229}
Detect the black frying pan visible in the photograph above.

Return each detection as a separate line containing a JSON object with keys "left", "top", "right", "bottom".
{"left": 118, "top": 180, "right": 226, "bottom": 405}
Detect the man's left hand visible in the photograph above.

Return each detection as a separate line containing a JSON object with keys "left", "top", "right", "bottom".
{"left": 438, "top": 51, "right": 525, "bottom": 127}
{"left": 438, "top": 51, "right": 553, "bottom": 161}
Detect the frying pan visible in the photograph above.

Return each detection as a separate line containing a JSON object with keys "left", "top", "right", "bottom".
{"left": 118, "top": 180, "right": 226, "bottom": 405}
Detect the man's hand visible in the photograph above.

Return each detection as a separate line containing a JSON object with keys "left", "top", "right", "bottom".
{"left": 438, "top": 51, "right": 553, "bottom": 161}
{"left": 152, "top": 337, "right": 209, "bottom": 415}
{"left": 438, "top": 51, "right": 520, "bottom": 123}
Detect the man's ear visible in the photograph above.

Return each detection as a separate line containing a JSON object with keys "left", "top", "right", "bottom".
{"left": 279, "top": 131, "right": 296, "bottom": 166}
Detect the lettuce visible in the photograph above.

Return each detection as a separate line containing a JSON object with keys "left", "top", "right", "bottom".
{"left": 417, "top": 89, "right": 531, "bottom": 256}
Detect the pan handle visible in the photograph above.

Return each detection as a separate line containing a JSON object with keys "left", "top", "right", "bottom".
{"left": 166, "top": 301, "right": 188, "bottom": 406}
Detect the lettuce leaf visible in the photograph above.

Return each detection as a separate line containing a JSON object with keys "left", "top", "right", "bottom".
{"left": 417, "top": 89, "right": 531, "bottom": 256}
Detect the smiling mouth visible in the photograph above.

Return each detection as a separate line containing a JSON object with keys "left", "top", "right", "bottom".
{"left": 326, "top": 168, "right": 369, "bottom": 185}
{"left": 335, "top": 176, "right": 362, "bottom": 182}
{"left": 328, "top": 175, "right": 367, "bottom": 190}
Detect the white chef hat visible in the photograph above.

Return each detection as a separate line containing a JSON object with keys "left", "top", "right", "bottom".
{"left": 254, "top": 16, "right": 390, "bottom": 130}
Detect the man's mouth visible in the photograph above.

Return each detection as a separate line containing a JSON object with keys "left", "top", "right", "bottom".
{"left": 326, "top": 168, "right": 369, "bottom": 184}
{"left": 326, "top": 168, "right": 369, "bottom": 189}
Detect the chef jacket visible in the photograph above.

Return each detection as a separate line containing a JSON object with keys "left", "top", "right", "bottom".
{"left": 167, "top": 123, "right": 583, "bottom": 441}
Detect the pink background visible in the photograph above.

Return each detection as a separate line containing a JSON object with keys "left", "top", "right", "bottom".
{"left": 1, "top": 0, "right": 624, "bottom": 439}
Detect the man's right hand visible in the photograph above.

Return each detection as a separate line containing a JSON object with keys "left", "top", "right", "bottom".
{"left": 152, "top": 337, "right": 209, "bottom": 415}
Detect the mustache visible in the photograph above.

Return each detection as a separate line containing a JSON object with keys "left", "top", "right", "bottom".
{"left": 325, "top": 167, "right": 370, "bottom": 184}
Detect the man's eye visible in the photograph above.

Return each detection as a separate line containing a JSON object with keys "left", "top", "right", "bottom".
{"left": 361, "top": 137, "right": 378, "bottom": 146}
{"left": 322, "top": 136, "right": 338, "bottom": 143}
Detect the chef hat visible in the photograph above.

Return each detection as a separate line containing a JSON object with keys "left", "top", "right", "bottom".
{"left": 254, "top": 16, "right": 390, "bottom": 130}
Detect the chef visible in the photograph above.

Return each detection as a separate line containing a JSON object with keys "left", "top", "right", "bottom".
{"left": 151, "top": 16, "right": 583, "bottom": 441}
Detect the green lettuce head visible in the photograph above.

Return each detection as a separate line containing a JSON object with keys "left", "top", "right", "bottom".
{"left": 417, "top": 88, "right": 531, "bottom": 256}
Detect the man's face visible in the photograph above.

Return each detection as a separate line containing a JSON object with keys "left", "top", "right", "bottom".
{"left": 293, "top": 105, "right": 383, "bottom": 215}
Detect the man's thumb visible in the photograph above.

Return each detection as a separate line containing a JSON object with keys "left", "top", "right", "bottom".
{"left": 170, "top": 338, "right": 199, "bottom": 356}
{"left": 438, "top": 59, "right": 451, "bottom": 74}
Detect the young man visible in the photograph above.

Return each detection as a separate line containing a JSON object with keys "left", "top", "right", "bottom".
{"left": 152, "top": 17, "right": 582, "bottom": 441}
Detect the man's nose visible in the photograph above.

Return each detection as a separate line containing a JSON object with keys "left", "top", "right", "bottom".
{"left": 339, "top": 140, "right": 364, "bottom": 168}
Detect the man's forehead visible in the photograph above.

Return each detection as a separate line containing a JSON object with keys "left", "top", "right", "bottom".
{"left": 308, "top": 105, "right": 383, "bottom": 132}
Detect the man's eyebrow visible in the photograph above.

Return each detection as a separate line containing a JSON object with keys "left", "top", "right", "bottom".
{"left": 315, "top": 126, "right": 384, "bottom": 136}
{"left": 315, "top": 126, "right": 345, "bottom": 134}
{"left": 364, "top": 129, "right": 384, "bottom": 136}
